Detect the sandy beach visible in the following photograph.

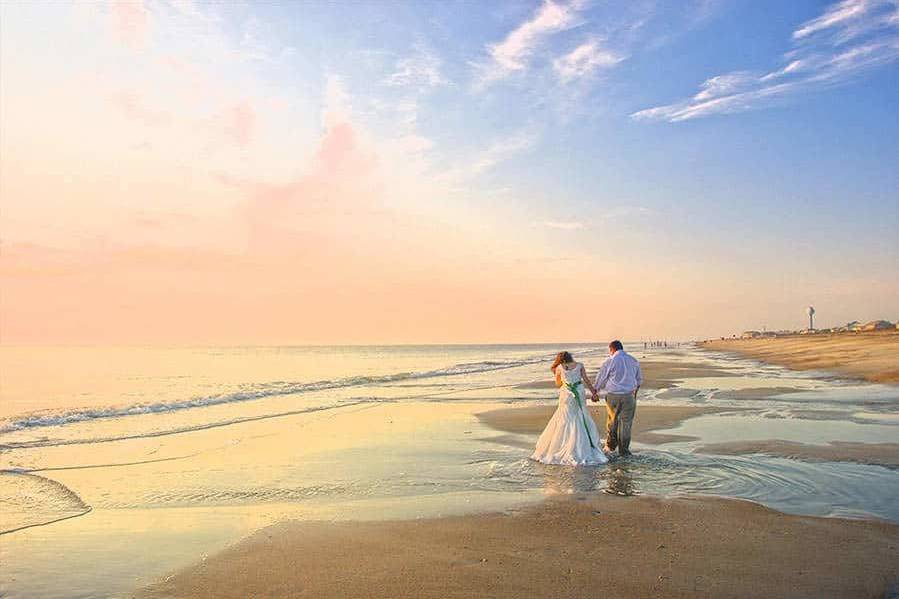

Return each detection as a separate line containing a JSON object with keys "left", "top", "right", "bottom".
{"left": 138, "top": 391, "right": 899, "bottom": 598}
{"left": 5, "top": 344, "right": 898, "bottom": 598}
{"left": 140, "top": 494, "right": 899, "bottom": 599}
{"left": 703, "top": 331, "right": 899, "bottom": 385}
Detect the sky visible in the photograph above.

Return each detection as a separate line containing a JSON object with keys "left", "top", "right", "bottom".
{"left": 1, "top": 0, "right": 897, "bottom": 345}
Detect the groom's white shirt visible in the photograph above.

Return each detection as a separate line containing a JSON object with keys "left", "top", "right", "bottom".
{"left": 594, "top": 350, "right": 642, "bottom": 395}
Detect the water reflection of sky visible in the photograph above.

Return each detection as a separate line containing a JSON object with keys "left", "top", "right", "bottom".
{"left": 659, "top": 414, "right": 899, "bottom": 444}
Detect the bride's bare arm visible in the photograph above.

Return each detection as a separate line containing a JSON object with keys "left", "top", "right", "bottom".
{"left": 580, "top": 364, "right": 596, "bottom": 395}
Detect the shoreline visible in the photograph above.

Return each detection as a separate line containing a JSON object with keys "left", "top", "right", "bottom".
{"left": 133, "top": 354, "right": 899, "bottom": 598}
{"left": 701, "top": 331, "right": 899, "bottom": 385}
{"left": 481, "top": 389, "right": 899, "bottom": 468}
{"left": 9, "top": 343, "right": 889, "bottom": 598}
{"left": 139, "top": 494, "right": 899, "bottom": 598}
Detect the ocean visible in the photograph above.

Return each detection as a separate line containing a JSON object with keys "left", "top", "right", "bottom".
{"left": 1, "top": 343, "right": 897, "bottom": 597}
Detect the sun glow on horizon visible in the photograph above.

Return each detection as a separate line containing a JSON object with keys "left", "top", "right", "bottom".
{"left": 2, "top": 1, "right": 897, "bottom": 344}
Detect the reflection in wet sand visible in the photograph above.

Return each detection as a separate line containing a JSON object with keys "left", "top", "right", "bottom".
{"left": 533, "top": 461, "right": 603, "bottom": 496}
{"left": 601, "top": 462, "right": 639, "bottom": 496}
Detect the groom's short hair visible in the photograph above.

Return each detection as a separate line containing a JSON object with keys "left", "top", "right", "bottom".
{"left": 609, "top": 340, "right": 623, "bottom": 351}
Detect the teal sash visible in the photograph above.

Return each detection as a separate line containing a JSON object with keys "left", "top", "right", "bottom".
{"left": 565, "top": 380, "right": 597, "bottom": 449}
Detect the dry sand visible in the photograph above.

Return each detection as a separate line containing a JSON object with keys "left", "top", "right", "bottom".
{"left": 698, "top": 440, "right": 899, "bottom": 469}
{"left": 478, "top": 404, "right": 729, "bottom": 444}
{"left": 703, "top": 331, "right": 899, "bottom": 385}
{"left": 139, "top": 494, "right": 899, "bottom": 599}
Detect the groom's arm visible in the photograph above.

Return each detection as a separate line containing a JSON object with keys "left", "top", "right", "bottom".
{"left": 634, "top": 360, "right": 643, "bottom": 398}
{"left": 593, "top": 360, "right": 610, "bottom": 397}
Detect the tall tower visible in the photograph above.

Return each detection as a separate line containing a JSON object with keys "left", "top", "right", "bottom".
{"left": 807, "top": 306, "right": 815, "bottom": 330}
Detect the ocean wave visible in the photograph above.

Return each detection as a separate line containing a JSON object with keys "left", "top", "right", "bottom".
{"left": 0, "top": 400, "right": 383, "bottom": 450}
{"left": 0, "top": 353, "right": 560, "bottom": 434}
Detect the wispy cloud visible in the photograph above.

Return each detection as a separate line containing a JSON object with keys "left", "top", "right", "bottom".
{"left": 432, "top": 129, "right": 539, "bottom": 188}
{"left": 386, "top": 45, "right": 448, "bottom": 89}
{"left": 553, "top": 39, "right": 624, "bottom": 83}
{"left": 166, "top": 0, "right": 217, "bottom": 24}
{"left": 543, "top": 221, "right": 584, "bottom": 229}
{"left": 541, "top": 206, "right": 654, "bottom": 230}
{"left": 793, "top": 0, "right": 869, "bottom": 40}
{"left": 470, "top": 132, "right": 538, "bottom": 175}
{"left": 691, "top": 71, "right": 757, "bottom": 100}
{"left": 474, "top": 0, "right": 587, "bottom": 89}
{"left": 600, "top": 206, "right": 655, "bottom": 219}
{"left": 632, "top": 0, "right": 899, "bottom": 122}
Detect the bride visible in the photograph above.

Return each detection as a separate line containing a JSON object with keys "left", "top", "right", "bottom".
{"left": 531, "top": 351, "right": 608, "bottom": 466}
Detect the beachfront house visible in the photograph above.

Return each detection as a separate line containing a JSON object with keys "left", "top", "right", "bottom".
{"left": 861, "top": 320, "right": 895, "bottom": 331}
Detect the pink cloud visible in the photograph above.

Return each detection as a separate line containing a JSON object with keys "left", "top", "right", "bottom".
{"left": 235, "top": 116, "right": 379, "bottom": 252}
{"left": 109, "top": 0, "right": 150, "bottom": 50}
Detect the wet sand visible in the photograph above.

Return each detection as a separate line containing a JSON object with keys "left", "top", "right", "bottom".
{"left": 139, "top": 494, "right": 899, "bottom": 599}
{"left": 699, "top": 440, "right": 899, "bottom": 469}
{"left": 134, "top": 354, "right": 899, "bottom": 598}
{"left": 515, "top": 359, "right": 734, "bottom": 390}
{"left": 703, "top": 331, "right": 899, "bottom": 385}
{"left": 478, "top": 404, "right": 730, "bottom": 444}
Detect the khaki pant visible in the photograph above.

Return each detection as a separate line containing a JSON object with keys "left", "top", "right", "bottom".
{"left": 604, "top": 392, "right": 636, "bottom": 455}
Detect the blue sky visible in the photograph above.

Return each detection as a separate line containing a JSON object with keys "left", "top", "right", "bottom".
{"left": 1, "top": 0, "right": 897, "bottom": 342}
{"left": 248, "top": 0, "right": 899, "bottom": 242}
{"left": 286, "top": 0, "right": 899, "bottom": 323}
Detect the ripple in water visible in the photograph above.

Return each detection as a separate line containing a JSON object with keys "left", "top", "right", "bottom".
{"left": 475, "top": 447, "right": 899, "bottom": 522}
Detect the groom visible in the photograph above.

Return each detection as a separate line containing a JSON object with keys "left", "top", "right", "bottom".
{"left": 591, "top": 340, "right": 643, "bottom": 457}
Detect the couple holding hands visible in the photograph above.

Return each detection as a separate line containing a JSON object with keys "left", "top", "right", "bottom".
{"left": 531, "top": 340, "right": 643, "bottom": 466}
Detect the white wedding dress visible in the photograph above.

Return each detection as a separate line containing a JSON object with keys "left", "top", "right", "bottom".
{"left": 531, "top": 363, "right": 608, "bottom": 466}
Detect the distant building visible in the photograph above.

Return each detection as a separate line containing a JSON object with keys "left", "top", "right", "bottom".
{"left": 741, "top": 331, "right": 762, "bottom": 339}
{"left": 862, "top": 320, "right": 895, "bottom": 331}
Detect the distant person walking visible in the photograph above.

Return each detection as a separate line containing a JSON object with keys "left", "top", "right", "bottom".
{"left": 592, "top": 340, "right": 642, "bottom": 457}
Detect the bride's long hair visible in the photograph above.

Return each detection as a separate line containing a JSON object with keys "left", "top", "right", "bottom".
{"left": 550, "top": 351, "right": 574, "bottom": 372}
